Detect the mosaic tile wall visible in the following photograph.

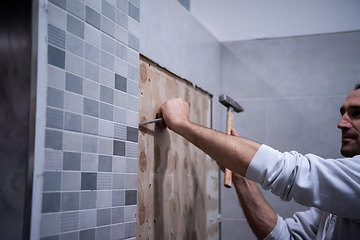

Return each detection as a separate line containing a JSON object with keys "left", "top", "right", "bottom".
{"left": 39, "top": 0, "right": 140, "bottom": 239}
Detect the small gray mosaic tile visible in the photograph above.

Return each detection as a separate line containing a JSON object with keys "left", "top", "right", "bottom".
{"left": 101, "top": 15, "right": 115, "bottom": 37}
{"left": 47, "top": 87, "right": 64, "bottom": 109}
{"left": 48, "top": 45, "right": 65, "bottom": 69}
{"left": 112, "top": 156, "right": 126, "bottom": 173}
{"left": 79, "top": 229, "right": 95, "bottom": 240}
{"left": 66, "top": 72, "right": 83, "bottom": 95}
{"left": 46, "top": 107, "right": 64, "bottom": 129}
{"left": 100, "top": 102, "right": 113, "bottom": 121}
{"left": 125, "top": 190, "right": 137, "bottom": 205}
{"left": 40, "top": 213, "right": 61, "bottom": 237}
{"left": 98, "top": 119, "right": 114, "bottom": 138}
{"left": 66, "top": 52, "right": 84, "bottom": 76}
{"left": 101, "top": 50, "right": 115, "bottom": 71}
{"left": 43, "top": 171, "right": 61, "bottom": 191}
{"left": 59, "top": 232, "right": 79, "bottom": 240}
{"left": 44, "top": 149, "right": 63, "bottom": 171}
{"left": 84, "top": 61, "right": 100, "bottom": 83}
{"left": 48, "top": 24, "right": 65, "bottom": 50}
{"left": 85, "top": 42, "right": 101, "bottom": 65}
{"left": 111, "top": 224, "right": 124, "bottom": 240}
{"left": 100, "top": 67, "right": 115, "bottom": 88}
{"left": 67, "top": 0, "right": 85, "bottom": 20}
{"left": 98, "top": 155, "right": 112, "bottom": 172}
{"left": 62, "top": 171, "right": 81, "bottom": 191}
{"left": 111, "top": 207, "right": 124, "bottom": 224}
{"left": 64, "top": 91, "right": 83, "bottom": 114}
{"left": 115, "top": 8, "right": 128, "bottom": 29}
{"left": 128, "top": 33, "right": 139, "bottom": 52}
{"left": 85, "top": 23, "right": 101, "bottom": 48}
{"left": 83, "top": 115, "right": 99, "bottom": 135}
{"left": 80, "top": 191, "right": 97, "bottom": 209}
{"left": 81, "top": 153, "right": 98, "bottom": 171}
{"left": 113, "top": 140, "right": 125, "bottom": 156}
{"left": 100, "top": 85, "right": 114, "bottom": 104}
{"left": 114, "top": 106, "right": 126, "bottom": 124}
{"left": 97, "top": 208, "right": 111, "bottom": 226}
{"left": 45, "top": 129, "right": 63, "bottom": 150}
{"left": 127, "top": 79, "right": 138, "bottom": 97}
{"left": 86, "top": 0, "right": 102, "bottom": 13}
{"left": 66, "top": 33, "right": 84, "bottom": 57}
{"left": 64, "top": 111, "right": 82, "bottom": 132}
{"left": 127, "top": 48, "right": 138, "bottom": 66}
{"left": 49, "top": 0, "right": 66, "bottom": 9}
{"left": 82, "top": 134, "right": 99, "bottom": 153}
{"left": 99, "top": 137, "right": 113, "bottom": 155}
{"left": 115, "top": 41, "right": 127, "bottom": 60}
{"left": 61, "top": 192, "right": 80, "bottom": 211}
{"left": 48, "top": 3, "right": 67, "bottom": 31}
{"left": 67, "top": 14, "right": 84, "bottom": 39}
{"left": 126, "top": 95, "right": 138, "bottom": 112}
{"left": 86, "top": 6, "right": 101, "bottom": 30}
{"left": 115, "top": 58, "right": 128, "bottom": 77}
{"left": 115, "top": 24, "right": 128, "bottom": 45}
{"left": 114, "top": 90, "right": 126, "bottom": 108}
{"left": 116, "top": 0, "right": 128, "bottom": 14}
{"left": 124, "top": 222, "right": 136, "bottom": 238}
{"left": 101, "top": 33, "right": 116, "bottom": 54}
{"left": 63, "top": 151, "right": 81, "bottom": 171}
{"left": 60, "top": 212, "right": 79, "bottom": 232}
{"left": 97, "top": 173, "right": 112, "bottom": 190}
{"left": 126, "top": 110, "right": 138, "bottom": 128}
{"left": 96, "top": 226, "right": 111, "bottom": 240}
{"left": 125, "top": 174, "right": 137, "bottom": 189}
{"left": 42, "top": 192, "right": 61, "bottom": 213}
{"left": 128, "top": 2, "right": 139, "bottom": 23}
{"left": 96, "top": 190, "right": 112, "bottom": 208}
{"left": 114, "top": 74, "right": 127, "bottom": 92}
{"left": 63, "top": 131, "right": 82, "bottom": 151}
{"left": 48, "top": 65, "right": 66, "bottom": 90}
{"left": 79, "top": 209, "right": 96, "bottom": 229}
{"left": 102, "top": 0, "right": 115, "bottom": 21}
{"left": 126, "top": 158, "right": 137, "bottom": 173}
{"left": 125, "top": 142, "right": 137, "bottom": 158}
{"left": 128, "top": 16, "right": 140, "bottom": 38}
{"left": 126, "top": 126, "right": 137, "bottom": 142}
{"left": 124, "top": 205, "right": 136, "bottom": 222}
{"left": 84, "top": 97, "right": 99, "bottom": 117}
{"left": 112, "top": 173, "right": 125, "bottom": 189}
{"left": 114, "top": 123, "right": 126, "bottom": 140}
{"left": 81, "top": 172, "right": 97, "bottom": 190}
{"left": 112, "top": 190, "right": 125, "bottom": 206}
{"left": 128, "top": 64, "right": 139, "bottom": 82}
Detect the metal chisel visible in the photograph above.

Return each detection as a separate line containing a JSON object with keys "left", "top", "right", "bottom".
{"left": 138, "top": 118, "right": 164, "bottom": 127}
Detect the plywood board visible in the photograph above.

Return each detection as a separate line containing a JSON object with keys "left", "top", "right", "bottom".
{"left": 136, "top": 56, "right": 219, "bottom": 240}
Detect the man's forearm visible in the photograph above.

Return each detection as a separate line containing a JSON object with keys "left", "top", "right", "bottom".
{"left": 174, "top": 120, "right": 261, "bottom": 176}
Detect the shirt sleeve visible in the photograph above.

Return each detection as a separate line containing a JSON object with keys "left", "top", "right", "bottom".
{"left": 264, "top": 208, "right": 322, "bottom": 240}
{"left": 245, "top": 144, "right": 360, "bottom": 219}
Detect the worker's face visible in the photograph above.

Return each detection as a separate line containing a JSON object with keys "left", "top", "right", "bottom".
{"left": 338, "top": 89, "right": 360, "bottom": 157}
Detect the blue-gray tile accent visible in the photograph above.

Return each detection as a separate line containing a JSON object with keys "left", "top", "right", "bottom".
{"left": 111, "top": 207, "right": 124, "bottom": 224}
{"left": 116, "top": 41, "right": 127, "bottom": 60}
{"left": 83, "top": 97, "right": 99, "bottom": 117}
{"left": 115, "top": 8, "right": 128, "bottom": 29}
{"left": 86, "top": 6, "right": 101, "bottom": 30}
{"left": 85, "top": 42, "right": 101, "bottom": 65}
{"left": 60, "top": 232, "right": 79, "bottom": 240}
{"left": 101, "top": 15, "right": 115, "bottom": 37}
{"left": 42, "top": 192, "right": 61, "bottom": 213}
{"left": 67, "top": 14, "right": 85, "bottom": 39}
{"left": 130, "top": 0, "right": 140, "bottom": 8}
{"left": 47, "top": 87, "right": 64, "bottom": 109}
{"left": 96, "top": 226, "right": 110, "bottom": 240}
{"left": 66, "top": 72, "right": 83, "bottom": 95}
{"left": 126, "top": 126, "right": 138, "bottom": 142}
{"left": 115, "top": 74, "right": 127, "bottom": 92}
{"left": 116, "top": 0, "right": 128, "bottom": 14}
{"left": 128, "top": 33, "right": 139, "bottom": 52}
{"left": 100, "top": 85, "right": 114, "bottom": 104}
{"left": 45, "top": 129, "right": 63, "bottom": 150}
{"left": 97, "top": 208, "right": 111, "bottom": 226}
{"left": 102, "top": 0, "right": 115, "bottom": 21}
{"left": 101, "top": 51, "right": 114, "bottom": 71}
{"left": 80, "top": 229, "right": 95, "bottom": 240}
{"left": 48, "top": 24, "right": 66, "bottom": 49}
{"left": 98, "top": 155, "right": 112, "bottom": 172}
{"left": 81, "top": 172, "right": 97, "bottom": 190}
{"left": 178, "top": 0, "right": 190, "bottom": 11}
{"left": 114, "top": 123, "right": 126, "bottom": 140}
{"left": 100, "top": 102, "right": 113, "bottom": 121}
{"left": 101, "top": 34, "right": 116, "bottom": 54}
{"left": 60, "top": 212, "right": 79, "bottom": 232}
{"left": 48, "top": 45, "right": 65, "bottom": 69}
{"left": 84, "top": 61, "right": 100, "bottom": 82}
{"left": 49, "top": 0, "right": 66, "bottom": 10}
{"left": 113, "top": 140, "right": 125, "bottom": 156}
{"left": 63, "top": 151, "right": 81, "bottom": 170}
{"left": 112, "top": 174, "right": 125, "bottom": 189}
{"left": 125, "top": 222, "right": 136, "bottom": 238}
{"left": 64, "top": 112, "right": 82, "bottom": 132}
{"left": 67, "top": 0, "right": 85, "bottom": 20}
{"left": 128, "top": 2, "right": 139, "bottom": 22}
{"left": 112, "top": 190, "right": 125, "bottom": 206}
{"left": 82, "top": 135, "right": 98, "bottom": 153}
{"left": 83, "top": 115, "right": 99, "bottom": 135}
{"left": 125, "top": 190, "right": 137, "bottom": 205}
{"left": 43, "top": 171, "right": 62, "bottom": 191}
{"left": 46, "top": 107, "right": 64, "bottom": 129}
{"left": 66, "top": 33, "right": 84, "bottom": 57}
{"left": 61, "top": 192, "right": 80, "bottom": 211}
{"left": 80, "top": 191, "right": 97, "bottom": 209}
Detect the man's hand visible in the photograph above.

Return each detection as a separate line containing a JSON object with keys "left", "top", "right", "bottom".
{"left": 158, "top": 98, "right": 190, "bottom": 132}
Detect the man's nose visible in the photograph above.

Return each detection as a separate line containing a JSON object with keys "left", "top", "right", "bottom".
{"left": 337, "top": 113, "right": 352, "bottom": 129}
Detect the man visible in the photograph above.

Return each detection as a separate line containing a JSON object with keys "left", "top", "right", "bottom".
{"left": 157, "top": 85, "right": 360, "bottom": 239}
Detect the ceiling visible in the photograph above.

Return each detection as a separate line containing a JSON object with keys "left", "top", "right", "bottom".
{"left": 190, "top": 0, "right": 360, "bottom": 42}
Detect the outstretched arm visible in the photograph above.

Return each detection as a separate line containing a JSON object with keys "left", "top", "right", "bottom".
{"left": 158, "top": 98, "right": 260, "bottom": 176}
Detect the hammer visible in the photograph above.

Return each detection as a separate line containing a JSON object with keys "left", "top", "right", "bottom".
{"left": 219, "top": 94, "right": 244, "bottom": 188}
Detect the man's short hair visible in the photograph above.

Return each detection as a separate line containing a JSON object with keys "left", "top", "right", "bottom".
{"left": 355, "top": 84, "right": 360, "bottom": 90}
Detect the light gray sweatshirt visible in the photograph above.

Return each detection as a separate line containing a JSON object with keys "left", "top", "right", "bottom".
{"left": 246, "top": 145, "right": 360, "bottom": 240}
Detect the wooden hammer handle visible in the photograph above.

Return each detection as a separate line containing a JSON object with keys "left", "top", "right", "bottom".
{"left": 224, "top": 110, "right": 234, "bottom": 188}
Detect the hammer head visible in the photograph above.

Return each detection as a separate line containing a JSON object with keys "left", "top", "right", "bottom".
{"left": 219, "top": 94, "right": 244, "bottom": 113}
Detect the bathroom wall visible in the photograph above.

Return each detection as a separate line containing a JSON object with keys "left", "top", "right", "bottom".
{"left": 220, "top": 31, "right": 360, "bottom": 239}
{"left": 31, "top": 0, "right": 140, "bottom": 239}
